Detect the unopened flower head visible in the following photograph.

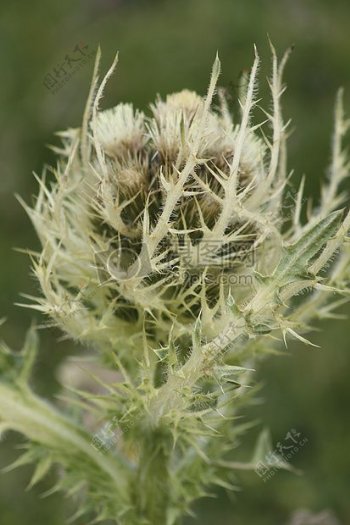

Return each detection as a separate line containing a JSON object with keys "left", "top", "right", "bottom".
{"left": 24, "top": 48, "right": 350, "bottom": 359}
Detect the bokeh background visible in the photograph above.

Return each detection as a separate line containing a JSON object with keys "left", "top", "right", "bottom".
{"left": 0, "top": 1, "right": 349, "bottom": 524}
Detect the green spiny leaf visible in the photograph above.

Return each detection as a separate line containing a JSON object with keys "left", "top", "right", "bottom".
{"left": 27, "top": 455, "right": 53, "bottom": 489}
{"left": 275, "top": 210, "right": 343, "bottom": 282}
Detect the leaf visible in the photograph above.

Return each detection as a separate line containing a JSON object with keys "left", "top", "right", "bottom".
{"left": 2, "top": 450, "right": 36, "bottom": 473}
{"left": 19, "top": 324, "right": 39, "bottom": 385}
{"left": 27, "top": 455, "right": 53, "bottom": 489}
{"left": 275, "top": 210, "right": 343, "bottom": 283}
{"left": 251, "top": 428, "right": 273, "bottom": 465}
{"left": 214, "top": 364, "right": 254, "bottom": 385}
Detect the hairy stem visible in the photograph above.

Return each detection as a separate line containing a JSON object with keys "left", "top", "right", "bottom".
{"left": 133, "top": 428, "right": 172, "bottom": 524}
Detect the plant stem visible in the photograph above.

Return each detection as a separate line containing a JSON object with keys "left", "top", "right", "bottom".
{"left": 133, "top": 428, "right": 172, "bottom": 524}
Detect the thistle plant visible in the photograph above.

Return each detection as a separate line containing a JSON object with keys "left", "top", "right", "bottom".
{"left": 1, "top": 45, "right": 350, "bottom": 524}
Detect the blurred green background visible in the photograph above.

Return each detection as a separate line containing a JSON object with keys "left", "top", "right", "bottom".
{"left": 1, "top": 1, "right": 349, "bottom": 524}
